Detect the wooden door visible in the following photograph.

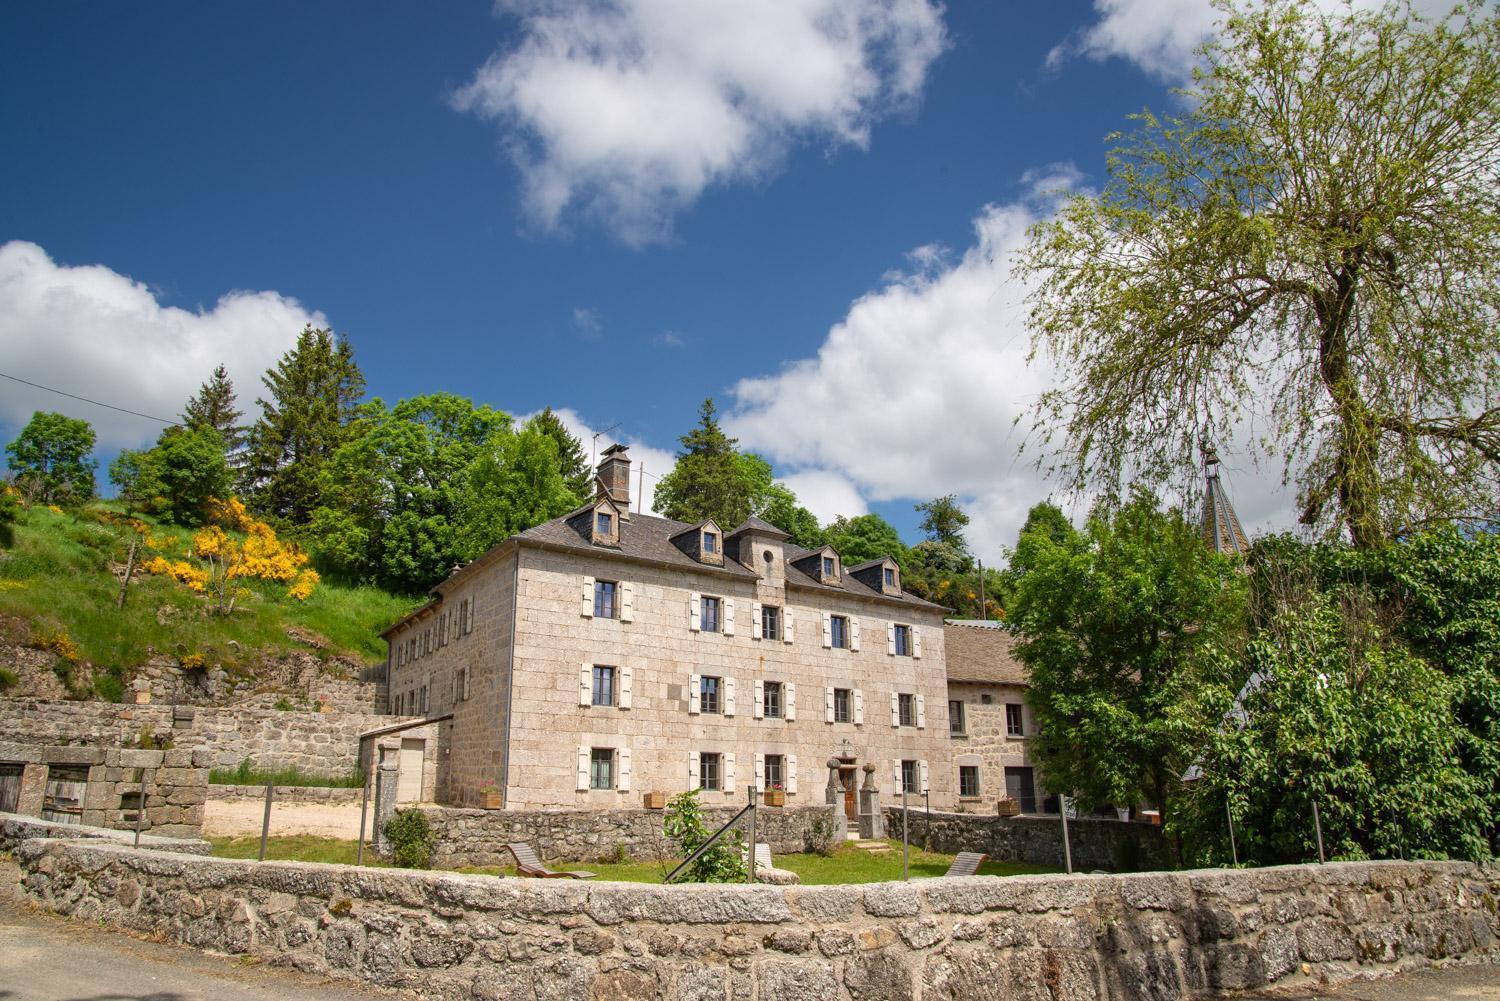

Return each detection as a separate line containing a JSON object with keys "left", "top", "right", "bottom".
{"left": 840, "top": 767, "right": 857, "bottom": 820}
{"left": 1004, "top": 766, "right": 1037, "bottom": 814}
{"left": 42, "top": 765, "right": 88, "bottom": 824}
{"left": 0, "top": 763, "right": 22, "bottom": 814}
{"left": 397, "top": 739, "right": 424, "bottom": 802}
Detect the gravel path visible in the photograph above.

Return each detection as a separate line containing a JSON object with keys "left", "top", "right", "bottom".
{"left": 202, "top": 799, "right": 368, "bottom": 839}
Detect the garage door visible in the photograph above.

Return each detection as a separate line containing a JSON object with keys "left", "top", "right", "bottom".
{"left": 397, "top": 739, "right": 424, "bottom": 803}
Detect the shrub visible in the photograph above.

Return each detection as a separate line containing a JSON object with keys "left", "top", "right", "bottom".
{"left": 662, "top": 789, "right": 745, "bottom": 883}
{"left": 93, "top": 669, "right": 125, "bottom": 703}
{"left": 384, "top": 808, "right": 433, "bottom": 869}
{"left": 0, "top": 667, "right": 17, "bottom": 692}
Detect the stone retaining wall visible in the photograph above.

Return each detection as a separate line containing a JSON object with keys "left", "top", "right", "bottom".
{"left": 208, "top": 784, "right": 363, "bottom": 805}
{"left": 423, "top": 805, "right": 838, "bottom": 867}
{"left": 887, "top": 808, "right": 1168, "bottom": 873}
{"left": 0, "top": 811, "right": 211, "bottom": 855}
{"left": 16, "top": 838, "right": 1499, "bottom": 1000}
{"left": 0, "top": 740, "right": 210, "bottom": 838}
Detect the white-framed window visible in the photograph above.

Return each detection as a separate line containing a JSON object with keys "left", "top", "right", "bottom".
{"left": 898, "top": 693, "right": 915, "bottom": 727}
{"left": 761, "top": 605, "right": 780, "bottom": 640}
{"left": 596, "top": 511, "right": 613, "bottom": 536}
{"left": 1006, "top": 703, "right": 1025, "bottom": 737}
{"left": 764, "top": 754, "right": 784, "bottom": 791}
{"left": 830, "top": 614, "right": 849, "bottom": 649}
{"left": 590, "top": 748, "right": 615, "bottom": 790}
{"left": 834, "top": 688, "right": 852, "bottom": 723}
{"left": 701, "top": 596, "right": 722, "bottom": 632}
{"left": 702, "top": 531, "right": 718, "bottom": 554}
{"left": 700, "top": 675, "right": 723, "bottom": 714}
{"left": 900, "top": 759, "right": 919, "bottom": 794}
{"left": 763, "top": 681, "right": 784, "bottom": 719}
{"left": 592, "top": 666, "right": 616, "bottom": 707}
{"left": 822, "top": 555, "right": 836, "bottom": 577}
{"left": 893, "top": 624, "right": 912, "bottom": 657}
{"left": 884, "top": 567, "right": 896, "bottom": 588}
{"left": 699, "top": 752, "right": 722, "bottom": 791}
{"left": 594, "top": 580, "right": 618, "bottom": 618}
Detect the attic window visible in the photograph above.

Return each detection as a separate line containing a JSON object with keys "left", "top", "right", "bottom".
{"left": 884, "top": 567, "right": 896, "bottom": 588}
{"left": 822, "top": 556, "right": 836, "bottom": 577}
{"left": 703, "top": 532, "right": 717, "bottom": 554}
{"left": 596, "top": 512, "right": 613, "bottom": 535}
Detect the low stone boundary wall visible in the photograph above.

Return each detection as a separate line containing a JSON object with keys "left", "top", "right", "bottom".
{"left": 0, "top": 812, "right": 211, "bottom": 855}
{"left": 0, "top": 740, "right": 210, "bottom": 837}
{"left": 16, "top": 837, "right": 1499, "bottom": 1000}
{"left": 208, "top": 784, "right": 363, "bottom": 805}
{"left": 423, "top": 805, "right": 836, "bottom": 867}
{"left": 887, "top": 807, "right": 1168, "bottom": 872}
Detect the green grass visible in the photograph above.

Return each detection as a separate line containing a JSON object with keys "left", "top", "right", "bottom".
{"left": 209, "top": 758, "right": 365, "bottom": 788}
{"left": 216, "top": 836, "right": 1057, "bottom": 884}
{"left": 0, "top": 502, "right": 419, "bottom": 673}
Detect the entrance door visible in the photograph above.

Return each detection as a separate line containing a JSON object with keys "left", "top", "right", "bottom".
{"left": 0, "top": 763, "right": 22, "bottom": 814}
{"left": 42, "top": 765, "right": 88, "bottom": 824}
{"left": 839, "top": 765, "right": 858, "bottom": 820}
{"left": 397, "top": 739, "right": 425, "bottom": 803}
{"left": 1004, "top": 766, "right": 1037, "bottom": 814}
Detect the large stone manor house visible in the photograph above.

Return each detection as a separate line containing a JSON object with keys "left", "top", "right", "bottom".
{"left": 383, "top": 445, "right": 962, "bottom": 813}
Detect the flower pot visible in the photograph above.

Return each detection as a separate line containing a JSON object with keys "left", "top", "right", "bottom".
{"left": 482, "top": 790, "right": 502, "bottom": 810}
{"left": 642, "top": 791, "right": 666, "bottom": 810}
{"left": 763, "top": 789, "right": 786, "bottom": 808}
{"left": 996, "top": 798, "right": 1021, "bottom": 816}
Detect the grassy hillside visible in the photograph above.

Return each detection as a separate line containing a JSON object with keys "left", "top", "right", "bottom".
{"left": 0, "top": 501, "right": 419, "bottom": 681}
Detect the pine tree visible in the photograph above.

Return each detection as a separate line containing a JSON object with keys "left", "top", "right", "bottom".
{"left": 181, "top": 363, "right": 245, "bottom": 454}
{"left": 652, "top": 399, "right": 776, "bottom": 528}
{"left": 525, "top": 407, "right": 591, "bottom": 502}
{"left": 242, "top": 326, "right": 366, "bottom": 524}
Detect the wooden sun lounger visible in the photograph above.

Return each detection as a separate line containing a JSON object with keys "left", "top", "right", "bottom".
{"left": 943, "top": 851, "right": 988, "bottom": 877}
{"left": 742, "top": 842, "right": 774, "bottom": 871}
{"left": 504, "top": 842, "right": 596, "bottom": 879}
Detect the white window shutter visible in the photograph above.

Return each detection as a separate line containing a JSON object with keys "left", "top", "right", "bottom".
{"left": 890, "top": 692, "right": 900, "bottom": 727}
{"left": 751, "top": 601, "right": 762, "bottom": 640}
{"left": 854, "top": 688, "right": 865, "bottom": 725}
{"left": 581, "top": 576, "right": 595, "bottom": 618}
{"left": 913, "top": 625, "right": 923, "bottom": 658}
{"left": 917, "top": 694, "right": 927, "bottom": 729}
{"left": 576, "top": 747, "right": 589, "bottom": 791}
{"left": 753, "top": 679, "right": 764, "bottom": 719}
{"left": 892, "top": 760, "right": 903, "bottom": 794}
{"left": 920, "top": 760, "right": 930, "bottom": 794}
{"left": 787, "top": 755, "right": 798, "bottom": 795}
{"left": 821, "top": 612, "right": 832, "bottom": 648}
{"left": 618, "top": 748, "right": 632, "bottom": 792}
{"left": 620, "top": 665, "right": 633, "bottom": 709}
{"left": 851, "top": 617, "right": 861, "bottom": 652}
{"left": 579, "top": 664, "right": 592, "bottom": 706}
{"left": 689, "top": 592, "right": 701, "bottom": 631}
{"left": 887, "top": 622, "right": 896, "bottom": 656}
{"left": 724, "top": 752, "right": 736, "bottom": 792}
{"left": 689, "top": 674, "right": 701, "bottom": 714}
{"left": 689, "top": 752, "right": 700, "bottom": 788}
{"left": 785, "top": 682, "right": 797, "bottom": 721}
{"left": 620, "top": 582, "right": 635, "bottom": 623}
{"left": 725, "top": 677, "right": 737, "bottom": 716}
{"left": 724, "top": 598, "right": 736, "bottom": 636}
{"left": 754, "top": 752, "right": 765, "bottom": 789}
{"left": 784, "top": 608, "right": 795, "bottom": 643}
{"left": 824, "top": 686, "right": 835, "bottom": 723}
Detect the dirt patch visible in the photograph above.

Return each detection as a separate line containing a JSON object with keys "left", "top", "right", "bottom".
{"left": 203, "top": 798, "right": 368, "bottom": 839}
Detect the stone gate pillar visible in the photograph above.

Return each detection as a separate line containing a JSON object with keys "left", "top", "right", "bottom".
{"left": 372, "top": 745, "right": 400, "bottom": 855}
{"left": 858, "top": 762, "right": 884, "bottom": 840}
{"left": 824, "top": 757, "right": 847, "bottom": 839}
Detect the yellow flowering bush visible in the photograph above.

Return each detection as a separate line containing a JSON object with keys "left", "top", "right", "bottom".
{"left": 207, "top": 496, "right": 256, "bottom": 533}
{"left": 46, "top": 505, "right": 64, "bottom": 515}
{"left": 138, "top": 497, "right": 317, "bottom": 608}
{"left": 36, "top": 628, "right": 82, "bottom": 663}
{"left": 142, "top": 555, "right": 209, "bottom": 592}
{"left": 287, "top": 568, "right": 319, "bottom": 601}
{"left": 180, "top": 652, "right": 207, "bottom": 670}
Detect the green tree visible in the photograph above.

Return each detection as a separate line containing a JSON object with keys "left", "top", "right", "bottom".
{"left": 759, "top": 484, "right": 825, "bottom": 550}
{"left": 824, "top": 513, "right": 909, "bottom": 568}
{"left": 1009, "top": 489, "right": 1247, "bottom": 845}
{"left": 653, "top": 399, "right": 777, "bottom": 528}
{"left": 243, "top": 326, "right": 366, "bottom": 524}
{"left": 149, "top": 427, "right": 231, "bottom": 525}
{"left": 1018, "top": 0, "right": 1500, "bottom": 548}
{"left": 662, "top": 789, "right": 746, "bottom": 883}
{"left": 180, "top": 363, "right": 245, "bottom": 455}
{"left": 0, "top": 488, "right": 19, "bottom": 547}
{"left": 915, "top": 495, "right": 970, "bottom": 552}
{"left": 525, "top": 407, "right": 591, "bottom": 501}
{"left": 108, "top": 449, "right": 162, "bottom": 515}
{"left": 458, "top": 426, "right": 578, "bottom": 560}
{"left": 6, "top": 411, "right": 96, "bottom": 504}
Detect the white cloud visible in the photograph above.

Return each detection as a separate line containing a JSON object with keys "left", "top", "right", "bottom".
{"left": 726, "top": 180, "right": 1298, "bottom": 560}
{"left": 779, "top": 470, "right": 868, "bottom": 524}
{"left": 571, "top": 306, "right": 603, "bottom": 338}
{"left": 653, "top": 330, "right": 685, "bottom": 349}
{"left": 454, "top": 0, "right": 948, "bottom": 244}
{"left": 0, "top": 241, "right": 324, "bottom": 451}
{"left": 537, "top": 407, "right": 679, "bottom": 517}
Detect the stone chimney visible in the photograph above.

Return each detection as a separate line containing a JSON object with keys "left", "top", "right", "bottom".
{"left": 597, "top": 443, "right": 632, "bottom": 514}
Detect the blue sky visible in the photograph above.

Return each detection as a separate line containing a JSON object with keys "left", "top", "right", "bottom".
{"left": 0, "top": 0, "right": 1290, "bottom": 555}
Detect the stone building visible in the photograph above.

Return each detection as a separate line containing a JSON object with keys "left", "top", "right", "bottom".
{"left": 943, "top": 619, "right": 1054, "bottom": 813}
{"left": 383, "top": 444, "right": 954, "bottom": 812}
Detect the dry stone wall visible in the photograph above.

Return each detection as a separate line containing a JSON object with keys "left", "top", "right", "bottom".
{"left": 16, "top": 838, "right": 1500, "bottom": 1000}
{"left": 207, "top": 784, "right": 363, "bottom": 805}
{"left": 887, "top": 808, "right": 1168, "bottom": 873}
{"left": 0, "top": 811, "right": 211, "bottom": 855}
{"left": 0, "top": 741, "right": 210, "bottom": 838}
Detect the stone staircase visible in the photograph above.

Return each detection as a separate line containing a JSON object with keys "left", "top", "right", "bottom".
{"left": 851, "top": 839, "right": 893, "bottom": 856}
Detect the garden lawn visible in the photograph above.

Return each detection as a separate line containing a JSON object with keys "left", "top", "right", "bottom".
{"left": 209, "top": 835, "right": 390, "bottom": 866}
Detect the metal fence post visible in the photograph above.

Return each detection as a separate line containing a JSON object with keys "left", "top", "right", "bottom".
{"left": 356, "top": 750, "right": 371, "bottom": 866}
{"left": 1311, "top": 799, "right": 1326, "bottom": 863}
{"left": 258, "top": 782, "right": 274, "bottom": 862}
{"left": 901, "top": 786, "right": 909, "bottom": 881}
{"left": 132, "top": 767, "right": 149, "bottom": 848}
{"left": 747, "top": 784, "right": 757, "bottom": 884}
{"left": 1059, "top": 794, "right": 1074, "bottom": 874}
{"left": 1226, "top": 799, "right": 1238, "bottom": 866}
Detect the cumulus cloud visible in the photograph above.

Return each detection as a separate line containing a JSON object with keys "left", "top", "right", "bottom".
{"left": 725, "top": 182, "right": 1297, "bottom": 559}
{"left": 535, "top": 407, "right": 680, "bottom": 517}
{"left": 454, "top": 0, "right": 948, "bottom": 244}
{"left": 0, "top": 241, "right": 324, "bottom": 451}
{"left": 779, "top": 470, "right": 868, "bottom": 524}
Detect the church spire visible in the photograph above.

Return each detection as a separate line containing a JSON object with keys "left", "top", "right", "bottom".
{"left": 1201, "top": 443, "right": 1250, "bottom": 556}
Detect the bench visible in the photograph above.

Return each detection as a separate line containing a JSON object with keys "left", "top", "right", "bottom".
{"left": 504, "top": 842, "right": 596, "bottom": 879}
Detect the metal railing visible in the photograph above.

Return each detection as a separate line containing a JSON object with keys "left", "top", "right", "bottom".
{"left": 665, "top": 787, "right": 757, "bottom": 884}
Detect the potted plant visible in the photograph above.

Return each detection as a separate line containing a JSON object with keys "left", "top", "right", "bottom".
{"left": 763, "top": 784, "right": 785, "bottom": 808}
{"left": 996, "top": 798, "right": 1021, "bottom": 816}
{"left": 642, "top": 790, "right": 667, "bottom": 810}
{"left": 480, "top": 779, "right": 502, "bottom": 810}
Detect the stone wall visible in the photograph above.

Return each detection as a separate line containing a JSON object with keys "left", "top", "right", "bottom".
{"left": 131, "top": 650, "right": 386, "bottom": 712}
{"left": 887, "top": 808, "right": 1168, "bottom": 873}
{"left": 0, "top": 741, "right": 210, "bottom": 838}
{"left": 422, "top": 804, "right": 838, "bottom": 867}
{"left": 208, "top": 784, "right": 364, "bottom": 805}
{"left": 16, "top": 837, "right": 1500, "bottom": 1000}
{"left": 0, "top": 811, "right": 211, "bottom": 855}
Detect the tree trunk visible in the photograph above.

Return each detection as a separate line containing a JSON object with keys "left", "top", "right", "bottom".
{"left": 1315, "top": 266, "right": 1384, "bottom": 549}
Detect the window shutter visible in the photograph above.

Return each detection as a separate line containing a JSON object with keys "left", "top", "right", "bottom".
{"left": 689, "top": 674, "right": 701, "bottom": 714}
{"left": 785, "top": 682, "right": 796, "bottom": 721}
{"left": 787, "top": 755, "right": 798, "bottom": 795}
{"left": 724, "top": 598, "right": 736, "bottom": 636}
{"left": 724, "top": 677, "right": 737, "bottom": 716}
{"left": 850, "top": 616, "right": 861, "bottom": 652}
{"left": 579, "top": 664, "right": 592, "bottom": 706}
{"left": 892, "top": 760, "right": 903, "bottom": 795}
{"left": 466, "top": 596, "right": 475, "bottom": 635}
{"left": 824, "top": 686, "right": 835, "bottom": 723}
{"left": 753, "top": 679, "right": 764, "bottom": 719}
{"left": 619, "top": 665, "right": 633, "bottom": 709}
{"left": 917, "top": 694, "right": 926, "bottom": 729}
{"left": 618, "top": 748, "right": 632, "bottom": 792}
{"left": 581, "top": 576, "right": 595, "bottom": 618}
{"left": 854, "top": 688, "right": 865, "bottom": 725}
{"left": 821, "top": 612, "right": 832, "bottom": 648}
{"left": 688, "top": 752, "right": 700, "bottom": 788}
{"left": 620, "top": 582, "right": 635, "bottom": 623}
{"left": 751, "top": 602, "right": 762, "bottom": 640}
{"left": 920, "top": 760, "right": 930, "bottom": 794}
{"left": 887, "top": 622, "right": 896, "bottom": 656}
{"left": 890, "top": 692, "right": 900, "bottom": 727}
{"left": 576, "top": 747, "right": 589, "bottom": 791}
{"left": 754, "top": 753, "right": 765, "bottom": 789}
{"left": 913, "top": 625, "right": 923, "bottom": 658}
{"left": 689, "top": 592, "right": 701, "bottom": 631}
{"left": 724, "top": 752, "right": 736, "bottom": 792}
{"left": 783, "top": 608, "right": 794, "bottom": 644}
{"left": 462, "top": 668, "right": 470, "bottom": 701}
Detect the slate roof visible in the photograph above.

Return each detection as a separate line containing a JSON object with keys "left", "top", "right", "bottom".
{"left": 943, "top": 620, "right": 1028, "bottom": 684}
{"left": 726, "top": 515, "right": 789, "bottom": 540}
{"left": 1201, "top": 446, "right": 1250, "bottom": 556}
{"left": 780, "top": 541, "right": 946, "bottom": 610}
{"left": 514, "top": 511, "right": 760, "bottom": 580}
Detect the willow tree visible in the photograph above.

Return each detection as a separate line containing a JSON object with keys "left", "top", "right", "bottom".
{"left": 1018, "top": 0, "right": 1500, "bottom": 548}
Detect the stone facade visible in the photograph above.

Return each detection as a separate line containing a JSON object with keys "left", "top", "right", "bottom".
{"left": 17, "top": 837, "right": 1500, "bottom": 1000}
{"left": 886, "top": 808, "right": 1168, "bottom": 873}
{"left": 0, "top": 740, "right": 210, "bottom": 838}
{"left": 421, "top": 804, "right": 838, "bottom": 867}
{"left": 946, "top": 680, "right": 1049, "bottom": 811}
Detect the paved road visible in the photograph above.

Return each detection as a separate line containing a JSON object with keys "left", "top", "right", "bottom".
{"left": 1238, "top": 965, "right": 1500, "bottom": 999}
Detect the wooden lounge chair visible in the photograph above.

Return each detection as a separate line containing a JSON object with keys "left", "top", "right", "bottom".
{"left": 943, "top": 851, "right": 988, "bottom": 877}
{"left": 504, "top": 842, "right": 596, "bottom": 879}
{"left": 742, "top": 842, "right": 774, "bottom": 872}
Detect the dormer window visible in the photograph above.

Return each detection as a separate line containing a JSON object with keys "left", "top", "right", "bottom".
{"left": 823, "top": 556, "right": 836, "bottom": 577}
{"left": 884, "top": 567, "right": 895, "bottom": 588}
{"left": 703, "top": 532, "right": 717, "bottom": 554}
{"left": 597, "top": 512, "right": 613, "bottom": 536}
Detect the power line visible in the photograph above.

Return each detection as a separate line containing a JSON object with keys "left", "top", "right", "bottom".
{"left": 0, "top": 370, "right": 179, "bottom": 426}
